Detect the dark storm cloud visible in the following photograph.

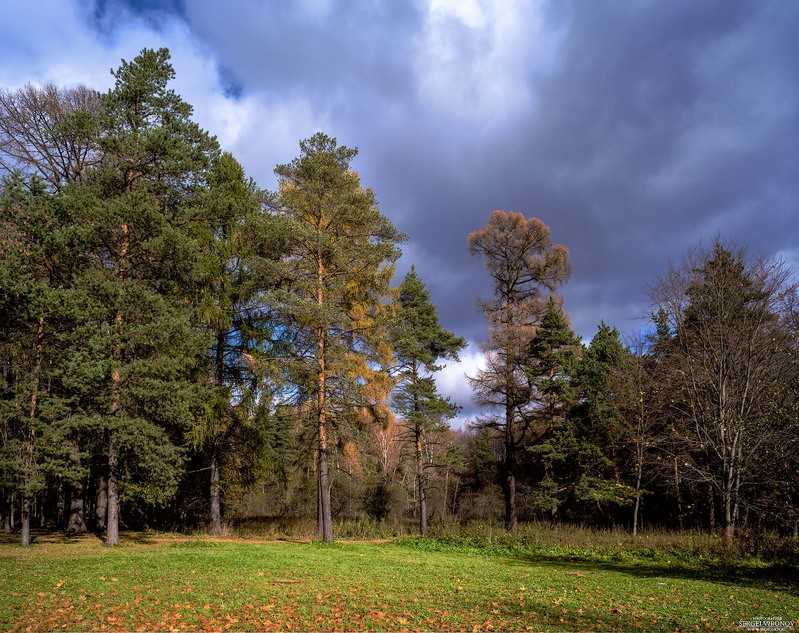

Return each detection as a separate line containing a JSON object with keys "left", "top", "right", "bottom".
{"left": 44, "top": 0, "right": 799, "bottom": 419}
{"left": 526, "top": 0, "right": 799, "bottom": 338}
{"left": 342, "top": 0, "right": 799, "bottom": 344}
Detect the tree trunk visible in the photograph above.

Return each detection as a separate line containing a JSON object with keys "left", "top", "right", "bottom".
{"left": 209, "top": 329, "right": 225, "bottom": 537}
{"left": 632, "top": 470, "right": 642, "bottom": 537}
{"left": 209, "top": 444, "right": 222, "bottom": 537}
{"left": 21, "top": 316, "right": 45, "bottom": 547}
{"left": 722, "top": 485, "right": 734, "bottom": 546}
{"left": 673, "top": 457, "right": 684, "bottom": 530}
{"left": 708, "top": 482, "right": 715, "bottom": 530}
{"left": 106, "top": 434, "right": 120, "bottom": 546}
{"left": 95, "top": 474, "right": 107, "bottom": 532}
{"left": 504, "top": 398, "right": 517, "bottom": 531}
{"left": 317, "top": 421, "right": 333, "bottom": 542}
{"left": 504, "top": 443, "right": 517, "bottom": 530}
{"left": 56, "top": 480, "right": 64, "bottom": 527}
{"left": 316, "top": 332, "right": 333, "bottom": 543}
{"left": 316, "top": 252, "right": 333, "bottom": 543}
{"left": 416, "top": 428, "right": 427, "bottom": 536}
{"left": 20, "top": 495, "right": 31, "bottom": 547}
{"left": 106, "top": 223, "right": 128, "bottom": 547}
{"left": 3, "top": 489, "right": 14, "bottom": 534}
{"left": 66, "top": 484, "right": 87, "bottom": 535}
{"left": 443, "top": 467, "right": 449, "bottom": 522}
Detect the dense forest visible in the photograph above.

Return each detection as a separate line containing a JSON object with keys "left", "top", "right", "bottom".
{"left": 2, "top": 49, "right": 798, "bottom": 547}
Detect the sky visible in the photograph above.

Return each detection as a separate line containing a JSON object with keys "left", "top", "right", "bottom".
{"left": 2, "top": 0, "right": 798, "bottom": 423}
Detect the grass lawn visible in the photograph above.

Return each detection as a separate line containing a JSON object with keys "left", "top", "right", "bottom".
{"left": 1, "top": 534, "right": 797, "bottom": 632}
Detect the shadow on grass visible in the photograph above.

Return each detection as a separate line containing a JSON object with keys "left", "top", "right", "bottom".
{"left": 0, "top": 530, "right": 105, "bottom": 546}
{"left": 503, "top": 550, "right": 799, "bottom": 595}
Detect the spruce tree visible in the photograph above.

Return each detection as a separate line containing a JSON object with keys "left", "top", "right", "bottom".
{"left": 391, "top": 266, "right": 465, "bottom": 534}
{"left": 0, "top": 172, "right": 89, "bottom": 544}
{"left": 524, "top": 298, "right": 583, "bottom": 521}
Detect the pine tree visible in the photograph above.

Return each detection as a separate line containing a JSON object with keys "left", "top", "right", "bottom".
{"left": 391, "top": 266, "right": 465, "bottom": 534}
{"left": 271, "top": 133, "right": 404, "bottom": 542}
{"left": 0, "top": 172, "right": 90, "bottom": 544}
{"left": 72, "top": 48, "right": 219, "bottom": 545}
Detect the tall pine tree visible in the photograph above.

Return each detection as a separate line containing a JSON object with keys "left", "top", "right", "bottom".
{"left": 271, "top": 133, "right": 404, "bottom": 542}
{"left": 73, "top": 48, "right": 219, "bottom": 545}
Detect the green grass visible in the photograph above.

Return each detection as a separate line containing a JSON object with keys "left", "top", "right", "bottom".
{"left": 1, "top": 533, "right": 797, "bottom": 632}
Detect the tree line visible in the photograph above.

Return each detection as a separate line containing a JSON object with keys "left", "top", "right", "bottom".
{"left": 1, "top": 49, "right": 797, "bottom": 548}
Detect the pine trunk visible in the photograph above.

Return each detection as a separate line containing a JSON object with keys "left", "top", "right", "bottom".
{"left": 106, "top": 434, "right": 120, "bottom": 546}
{"left": 416, "top": 428, "right": 427, "bottom": 536}
{"left": 66, "top": 484, "right": 87, "bottom": 535}
{"left": 95, "top": 475, "right": 107, "bottom": 532}
{"left": 56, "top": 480, "right": 64, "bottom": 526}
{"left": 21, "top": 496, "right": 31, "bottom": 547}
{"left": 316, "top": 253, "right": 333, "bottom": 543}
{"left": 209, "top": 445, "right": 222, "bottom": 537}
{"left": 316, "top": 334, "right": 333, "bottom": 542}
{"left": 21, "top": 316, "right": 45, "bottom": 547}
{"left": 317, "top": 419, "right": 333, "bottom": 542}
{"left": 106, "top": 223, "right": 128, "bottom": 547}
{"left": 209, "top": 330, "right": 225, "bottom": 536}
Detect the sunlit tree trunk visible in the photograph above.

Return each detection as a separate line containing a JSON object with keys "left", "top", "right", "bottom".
{"left": 106, "top": 223, "right": 128, "bottom": 547}
{"left": 316, "top": 257, "right": 333, "bottom": 543}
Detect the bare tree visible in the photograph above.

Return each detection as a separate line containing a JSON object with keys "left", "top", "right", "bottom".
{"left": 0, "top": 83, "right": 101, "bottom": 189}
{"left": 467, "top": 210, "right": 572, "bottom": 530}
{"left": 649, "top": 240, "right": 795, "bottom": 544}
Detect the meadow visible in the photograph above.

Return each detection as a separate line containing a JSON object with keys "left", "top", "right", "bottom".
{"left": 1, "top": 524, "right": 797, "bottom": 632}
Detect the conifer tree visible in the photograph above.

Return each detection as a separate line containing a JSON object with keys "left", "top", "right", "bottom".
{"left": 271, "top": 133, "right": 404, "bottom": 542}
{"left": 0, "top": 172, "right": 90, "bottom": 544}
{"left": 524, "top": 298, "right": 584, "bottom": 521}
{"left": 73, "top": 48, "right": 219, "bottom": 545}
{"left": 468, "top": 210, "right": 571, "bottom": 530}
{"left": 190, "top": 151, "right": 271, "bottom": 536}
{"left": 391, "top": 266, "right": 465, "bottom": 534}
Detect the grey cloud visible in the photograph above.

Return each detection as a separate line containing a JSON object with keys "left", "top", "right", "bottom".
{"left": 85, "top": 0, "right": 799, "bottom": 347}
